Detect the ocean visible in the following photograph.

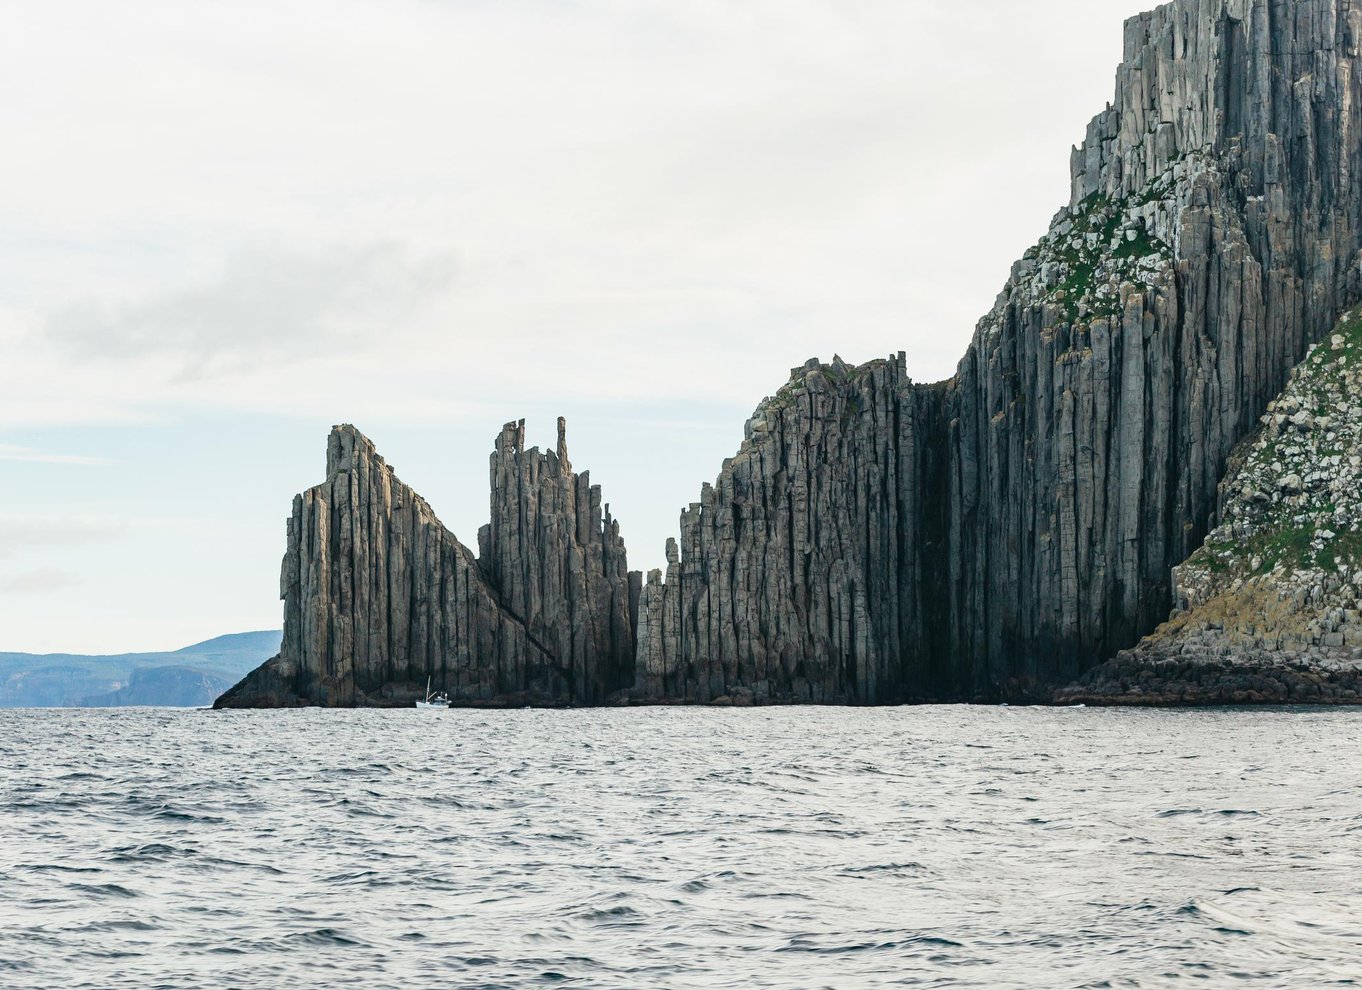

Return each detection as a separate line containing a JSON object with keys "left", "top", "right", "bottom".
{"left": 1, "top": 706, "right": 1359, "bottom": 988}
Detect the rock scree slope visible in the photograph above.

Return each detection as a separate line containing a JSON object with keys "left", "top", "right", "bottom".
{"left": 219, "top": 0, "right": 1362, "bottom": 708}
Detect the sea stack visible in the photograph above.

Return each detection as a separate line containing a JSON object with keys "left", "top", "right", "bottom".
{"left": 215, "top": 421, "right": 638, "bottom": 707}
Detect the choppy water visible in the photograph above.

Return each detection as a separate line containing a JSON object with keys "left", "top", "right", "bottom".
{"left": 1, "top": 707, "right": 1360, "bottom": 989}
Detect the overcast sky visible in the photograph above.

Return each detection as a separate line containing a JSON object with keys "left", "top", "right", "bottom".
{"left": 1, "top": 0, "right": 1139, "bottom": 654}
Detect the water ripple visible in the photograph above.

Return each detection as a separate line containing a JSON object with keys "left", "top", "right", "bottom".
{"left": 0, "top": 706, "right": 1360, "bottom": 988}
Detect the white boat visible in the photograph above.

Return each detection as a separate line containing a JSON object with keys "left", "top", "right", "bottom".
{"left": 415, "top": 677, "right": 450, "bottom": 709}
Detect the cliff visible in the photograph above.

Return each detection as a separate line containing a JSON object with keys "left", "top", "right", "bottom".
{"left": 215, "top": 422, "right": 637, "bottom": 707}
{"left": 633, "top": 356, "right": 948, "bottom": 704}
{"left": 478, "top": 420, "right": 637, "bottom": 702}
{"left": 222, "top": 0, "right": 1362, "bottom": 708}
{"left": 1058, "top": 305, "right": 1362, "bottom": 704}
{"left": 634, "top": 0, "right": 1362, "bottom": 702}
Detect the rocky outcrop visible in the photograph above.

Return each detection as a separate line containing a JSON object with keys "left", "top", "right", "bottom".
{"left": 632, "top": 356, "right": 950, "bottom": 705}
{"left": 478, "top": 418, "right": 636, "bottom": 702}
{"left": 1058, "top": 305, "right": 1362, "bottom": 704}
{"left": 634, "top": 0, "right": 1362, "bottom": 703}
{"left": 215, "top": 422, "right": 638, "bottom": 708}
{"left": 1055, "top": 652, "right": 1362, "bottom": 705}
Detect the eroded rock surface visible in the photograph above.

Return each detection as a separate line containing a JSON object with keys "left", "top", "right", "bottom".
{"left": 215, "top": 422, "right": 637, "bottom": 708}
{"left": 633, "top": 356, "right": 944, "bottom": 704}
{"left": 478, "top": 418, "right": 636, "bottom": 702}
{"left": 1059, "top": 307, "right": 1362, "bottom": 704}
{"left": 635, "top": 0, "right": 1362, "bottom": 703}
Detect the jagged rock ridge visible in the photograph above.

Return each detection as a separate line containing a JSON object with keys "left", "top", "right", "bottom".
{"left": 478, "top": 419, "right": 637, "bottom": 701}
{"left": 215, "top": 421, "right": 637, "bottom": 707}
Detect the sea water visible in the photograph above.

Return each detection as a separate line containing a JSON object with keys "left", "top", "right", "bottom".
{"left": 1, "top": 706, "right": 1359, "bottom": 988}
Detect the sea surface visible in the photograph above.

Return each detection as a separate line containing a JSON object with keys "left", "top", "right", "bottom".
{"left": 1, "top": 707, "right": 1359, "bottom": 989}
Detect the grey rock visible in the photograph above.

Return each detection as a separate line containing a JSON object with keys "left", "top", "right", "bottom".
{"left": 1060, "top": 299, "right": 1362, "bottom": 703}
{"left": 636, "top": 0, "right": 1362, "bottom": 703}
{"left": 215, "top": 422, "right": 638, "bottom": 708}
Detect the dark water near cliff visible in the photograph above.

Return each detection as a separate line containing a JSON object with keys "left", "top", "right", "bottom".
{"left": 1, "top": 707, "right": 1360, "bottom": 989}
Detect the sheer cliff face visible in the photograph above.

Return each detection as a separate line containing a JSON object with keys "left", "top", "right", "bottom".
{"left": 477, "top": 418, "right": 636, "bottom": 702}
{"left": 215, "top": 422, "right": 636, "bottom": 707}
{"left": 634, "top": 357, "right": 950, "bottom": 705}
{"left": 636, "top": 0, "right": 1362, "bottom": 702}
{"left": 953, "top": 0, "right": 1362, "bottom": 692}
{"left": 1057, "top": 306, "right": 1362, "bottom": 705}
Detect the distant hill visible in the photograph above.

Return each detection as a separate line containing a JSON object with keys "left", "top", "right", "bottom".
{"left": 0, "top": 631, "right": 281, "bottom": 708}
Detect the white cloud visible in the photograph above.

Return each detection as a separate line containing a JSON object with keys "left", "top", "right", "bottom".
{"left": 47, "top": 242, "right": 456, "bottom": 375}
{"left": 0, "top": 444, "right": 111, "bottom": 466}
{"left": 0, "top": 515, "right": 128, "bottom": 558}
{"left": 0, "top": 568, "right": 81, "bottom": 595}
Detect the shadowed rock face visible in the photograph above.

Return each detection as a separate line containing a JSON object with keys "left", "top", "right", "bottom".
{"left": 215, "top": 421, "right": 637, "bottom": 708}
{"left": 477, "top": 419, "right": 636, "bottom": 703}
{"left": 635, "top": 0, "right": 1362, "bottom": 703}
{"left": 1058, "top": 306, "right": 1362, "bottom": 705}
{"left": 222, "top": 0, "right": 1362, "bottom": 709}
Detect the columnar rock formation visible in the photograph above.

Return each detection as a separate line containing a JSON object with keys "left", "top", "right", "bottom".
{"left": 478, "top": 418, "right": 636, "bottom": 702}
{"left": 1059, "top": 305, "right": 1362, "bottom": 704}
{"left": 222, "top": 0, "right": 1362, "bottom": 709}
{"left": 215, "top": 422, "right": 637, "bottom": 707}
{"left": 633, "top": 356, "right": 949, "bottom": 704}
{"left": 634, "top": 0, "right": 1362, "bottom": 703}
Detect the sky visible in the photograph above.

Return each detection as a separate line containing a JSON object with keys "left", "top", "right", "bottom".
{"left": 0, "top": 0, "right": 1140, "bottom": 654}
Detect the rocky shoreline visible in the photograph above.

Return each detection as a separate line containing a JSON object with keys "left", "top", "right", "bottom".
{"left": 1054, "top": 648, "right": 1362, "bottom": 707}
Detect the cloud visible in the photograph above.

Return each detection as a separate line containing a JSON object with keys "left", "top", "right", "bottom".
{"left": 0, "top": 568, "right": 80, "bottom": 595}
{"left": 46, "top": 242, "right": 457, "bottom": 376}
{"left": 1, "top": 0, "right": 1136, "bottom": 431}
{"left": 0, "top": 0, "right": 1143, "bottom": 653}
{"left": 0, "top": 444, "right": 111, "bottom": 466}
{"left": 0, "top": 515, "right": 128, "bottom": 559}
